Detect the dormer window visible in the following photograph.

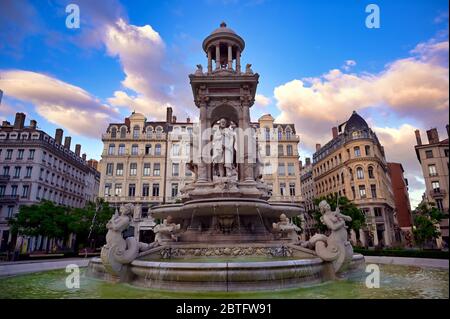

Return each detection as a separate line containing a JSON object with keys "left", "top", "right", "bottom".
{"left": 133, "top": 125, "right": 140, "bottom": 139}
{"left": 111, "top": 127, "right": 117, "bottom": 138}
{"left": 120, "top": 127, "right": 127, "bottom": 139}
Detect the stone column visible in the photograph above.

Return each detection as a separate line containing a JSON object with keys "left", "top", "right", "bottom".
{"left": 207, "top": 48, "right": 212, "bottom": 74}
{"left": 236, "top": 48, "right": 241, "bottom": 73}
{"left": 227, "top": 44, "right": 232, "bottom": 70}
{"left": 242, "top": 103, "right": 254, "bottom": 182}
{"left": 198, "top": 103, "right": 208, "bottom": 182}
{"left": 383, "top": 208, "right": 392, "bottom": 247}
{"left": 215, "top": 44, "right": 220, "bottom": 70}
{"left": 371, "top": 207, "right": 379, "bottom": 246}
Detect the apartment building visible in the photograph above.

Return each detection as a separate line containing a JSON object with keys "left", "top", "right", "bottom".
{"left": 312, "top": 111, "right": 399, "bottom": 247}
{"left": 0, "top": 113, "right": 100, "bottom": 252}
{"left": 414, "top": 126, "right": 449, "bottom": 248}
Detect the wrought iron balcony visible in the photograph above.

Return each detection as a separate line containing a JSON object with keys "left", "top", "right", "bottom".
{"left": 0, "top": 175, "right": 10, "bottom": 183}
{"left": 0, "top": 195, "right": 20, "bottom": 203}
{"left": 430, "top": 189, "right": 447, "bottom": 198}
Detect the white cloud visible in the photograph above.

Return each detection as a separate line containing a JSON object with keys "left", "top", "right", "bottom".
{"left": 104, "top": 18, "right": 193, "bottom": 120}
{"left": 0, "top": 70, "right": 118, "bottom": 137}
{"left": 273, "top": 38, "right": 449, "bottom": 208}
{"left": 255, "top": 94, "right": 271, "bottom": 107}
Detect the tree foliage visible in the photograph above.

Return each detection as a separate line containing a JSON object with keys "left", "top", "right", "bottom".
{"left": 8, "top": 199, "right": 114, "bottom": 252}
{"left": 312, "top": 194, "right": 366, "bottom": 238}
{"left": 413, "top": 202, "right": 447, "bottom": 248}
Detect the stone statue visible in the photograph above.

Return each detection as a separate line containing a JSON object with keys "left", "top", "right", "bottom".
{"left": 302, "top": 200, "right": 353, "bottom": 274}
{"left": 153, "top": 216, "right": 181, "bottom": 244}
{"left": 101, "top": 203, "right": 140, "bottom": 277}
{"left": 101, "top": 203, "right": 158, "bottom": 277}
{"left": 254, "top": 142, "right": 264, "bottom": 181}
{"left": 186, "top": 160, "right": 198, "bottom": 182}
{"left": 212, "top": 118, "right": 228, "bottom": 177}
{"left": 273, "top": 213, "right": 301, "bottom": 242}
{"left": 245, "top": 63, "right": 253, "bottom": 74}
{"left": 224, "top": 121, "right": 237, "bottom": 177}
{"left": 212, "top": 118, "right": 238, "bottom": 179}
{"left": 195, "top": 64, "right": 204, "bottom": 75}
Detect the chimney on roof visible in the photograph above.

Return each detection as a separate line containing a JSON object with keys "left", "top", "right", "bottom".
{"left": 426, "top": 128, "right": 439, "bottom": 144}
{"left": 172, "top": 116, "right": 177, "bottom": 123}
{"left": 75, "top": 144, "right": 81, "bottom": 156}
{"left": 446, "top": 124, "right": 449, "bottom": 138}
{"left": 166, "top": 107, "right": 173, "bottom": 124}
{"left": 29, "top": 120, "right": 37, "bottom": 129}
{"left": 82, "top": 153, "right": 86, "bottom": 161}
{"left": 332, "top": 127, "right": 338, "bottom": 139}
{"left": 13, "top": 112, "right": 26, "bottom": 130}
{"left": 64, "top": 136, "right": 71, "bottom": 149}
{"left": 124, "top": 117, "right": 130, "bottom": 128}
{"left": 306, "top": 157, "right": 311, "bottom": 166}
{"left": 186, "top": 117, "right": 191, "bottom": 123}
{"left": 315, "top": 143, "right": 321, "bottom": 151}
{"left": 87, "top": 159, "right": 98, "bottom": 170}
{"left": 299, "top": 160, "right": 303, "bottom": 169}
{"left": 415, "top": 129, "right": 422, "bottom": 146}
{"left": 55, "top": 128, "right": 63, "bottom": 145}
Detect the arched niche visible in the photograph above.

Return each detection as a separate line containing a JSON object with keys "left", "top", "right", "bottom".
{"left": 209, "top": 104, "right": 239, "bottom": 127}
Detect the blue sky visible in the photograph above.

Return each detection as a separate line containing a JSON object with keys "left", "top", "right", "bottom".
{"left": 0, "top": 0, "right": 448, "bottom": 208}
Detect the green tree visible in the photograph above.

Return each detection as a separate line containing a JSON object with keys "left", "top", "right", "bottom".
{"left": 312, "top": 194, "right": 366, "bottom": 245}
{"left": 9, "top": 200, "right": 72, "bottom": 252}
{"left": 68, "top": 199, "right": 114, "bottom": 251}
{"left": 413, "top": 202, "right": 447, "bottom": 249}
{"left": 291, "top": 215, "right": 303, "bottom": 233}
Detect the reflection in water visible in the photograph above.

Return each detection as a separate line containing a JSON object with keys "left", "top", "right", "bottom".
{"left": 0, "top": 264, "right": 447, "bottom": 299}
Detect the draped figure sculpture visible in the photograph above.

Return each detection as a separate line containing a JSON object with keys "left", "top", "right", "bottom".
{"left": 302, "top": 200, "right": 354, "bottom": 274}
{"left": 212, "top": 118, "right": 237, "bottom": 178}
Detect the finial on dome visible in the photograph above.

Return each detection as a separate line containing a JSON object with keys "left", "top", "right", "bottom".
{"left": 220, "top": 21, "right": 227, "bottom": 28}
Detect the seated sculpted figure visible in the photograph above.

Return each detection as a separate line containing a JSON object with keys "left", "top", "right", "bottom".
{"left": 273, "top": 213, "right": 301, "bottom": 242}
{"left": 153, "top": 216, "right": 181, "bottom": 244}
{"left": 302, "top": 200, "right": 353, "bottom": 274}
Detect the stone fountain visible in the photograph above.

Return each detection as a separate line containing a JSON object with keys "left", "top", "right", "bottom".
{"left": 88, "top": 22, "right": 364, "bottom": 291}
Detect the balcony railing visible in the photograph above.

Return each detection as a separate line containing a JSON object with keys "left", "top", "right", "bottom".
{"left": 0, "top": 195, "right": 20, "bottom": 203}
{"left": 0, "top": 175, "right": 10, "bottom": 183}
{"left": 104, "top": 195, "right": 164, "bottom": 203}
{"left": 430, "top": 189, "right": 446, "bottom": 198}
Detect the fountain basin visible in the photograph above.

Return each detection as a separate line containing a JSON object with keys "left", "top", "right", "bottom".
{"left": 88, "top": 249, "right": 365, "bottom": 291}
{"left": 150, "top": 197, "right": 303, "bottom": 219}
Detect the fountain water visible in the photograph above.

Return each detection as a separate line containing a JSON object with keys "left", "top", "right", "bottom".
{"left": 87, "top": 22, "right": 364, "bottom": 291}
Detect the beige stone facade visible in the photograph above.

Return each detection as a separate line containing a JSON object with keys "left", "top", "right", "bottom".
{"left": 253, "top": 114, "right": 302, "bottom": 203}
{"left": 414, "top": 126, "right": 449, "bottom": 248}
{"left": 312, "top": 111, "right": 399, "bottom": 247}
{"left": 98, "top": 109, "right": 195, "bottom": 215}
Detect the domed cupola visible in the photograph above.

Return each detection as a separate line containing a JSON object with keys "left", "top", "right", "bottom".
{"left": 202, "top": 22, "right": 245, "bottom": 74}
{"left": 344, "top": 111, "right": 369, "bottom": 134}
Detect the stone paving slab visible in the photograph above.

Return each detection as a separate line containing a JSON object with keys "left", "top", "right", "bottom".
{"left": 0, "top": 258, "right": 90, "bottom": 277}
{"left": 365, "top": 256, "right": 449, "bottom": 269}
